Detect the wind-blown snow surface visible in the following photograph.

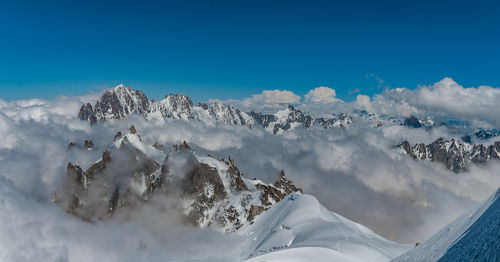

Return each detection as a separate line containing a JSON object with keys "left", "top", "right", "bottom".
{"left": 393, "top": 187, "right": 500, "bottom": 262}
{"left": 2, "top": 80, "right": 500, "bottom": 261}
{"left": 0, "top": 175, "right": 408, "bottom": 262}
{"left": 242, "top": 194, "right": 409, "bottom": 262}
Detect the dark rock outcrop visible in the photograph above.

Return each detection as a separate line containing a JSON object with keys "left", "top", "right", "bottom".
{"left": 59, "top": 127, "right": 302, "bottom": 233}
{"left": 399, "top": 138, "right": 500, "bottom": 173}
{"left": 402, "top": 115, "right": 423, "bottom": 128}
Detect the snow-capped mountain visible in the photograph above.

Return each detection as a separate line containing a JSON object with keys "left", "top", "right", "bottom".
{"left": 79, "top": 85, "right": 150, "bottom": 124}
{"left": 62, "top": 125, "right": 302, "bottom": 233}
{"left": 78, "top": 85, "right": 352, "bottom": 133}
{"left": 462, "top": 130, "right": 500, "bottom": 143}
{"left": 402, "top": 115, "right": 423, "bottom": 128}
{"left": 59, "top": 125, "right": 410, "bottom": 261}
{"left": 242, "top": 194, "right": 409, "bottom": 262}
{"left": 149, "top": 94, "right": 194, "bottom": 120}
{"left": 399, "top": 138, "right": 500, "bottom": 173}
{"left": 79, "top": 85, "right": 255, "bottom": 128}
{"left": 252, "top": 105, "right": 353, "bottom": 134}
{"left": 393, "top": 187, "right": 500, "bottom": 262}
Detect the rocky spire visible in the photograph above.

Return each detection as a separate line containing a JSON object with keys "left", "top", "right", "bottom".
{"left": 129, "top": 125, "right": 137, "bottom": 134}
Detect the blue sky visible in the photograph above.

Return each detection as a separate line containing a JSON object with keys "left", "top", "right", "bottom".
{"left": 0, "top": 0, "right": 499, "bottom": 102}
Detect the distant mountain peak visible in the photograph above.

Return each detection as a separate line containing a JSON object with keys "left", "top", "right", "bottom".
{"left": 78, "top": 86, "right": 353, "bottom": 134}
{"left": 59, "top": 126, "right": 302, "bottom": 233}
{"left": 398, "top": 138, "right": 500, "bottom": 172}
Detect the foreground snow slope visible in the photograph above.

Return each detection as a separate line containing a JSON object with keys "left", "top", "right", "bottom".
{"left": 393, "top": 187, "right": 500, "bottom": 262}
{"left": 242, "top": 194, "right": 410, "bottom": 262}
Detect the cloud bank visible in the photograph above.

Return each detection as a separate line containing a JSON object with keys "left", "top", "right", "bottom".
{"left": 1, "top": 77, "right": 500, "bottom": 261}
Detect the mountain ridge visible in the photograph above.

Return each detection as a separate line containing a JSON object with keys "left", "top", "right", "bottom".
{"left": 78, "top": 85, "right": 352, "bottom": 134}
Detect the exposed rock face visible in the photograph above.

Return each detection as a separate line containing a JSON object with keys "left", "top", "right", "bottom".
{"left": 67, "top": 140, "right": 95, "bottom": 150}
{"left": 79, "top": 85, "right": 150, "bottom": 125}
{"left": 59, "top": 126, "right": 302, "bottom": 233}
{"left": 248, "top": 111, "right": 277, "bottom": 128}
{"left": 399, "top": 138, "right": 500, "bottom": 173}
{"left": 402, "top": 115, "right": 423, "bottom": 128}
{"left": 250, "top": 105, "right": 353, "bottom": 134}
{"left": 78, "top": 85, "right": 353, "bottom": 133}
{"left": 207, "top": 102, "right": 254, "bottom": 126}
{"left": 78, "top": 103, "right": 97, "bottom": 125}
{"left": 270, "top": 105, "right": 314, "bottom": 134}
{"left": 149, "top": 94, "right": 194, "bottom": 120}
{"left": 314, "top": 113, "right": 353, "bottom": 129}
{"left": 462, "top": 130, "right": 500, "bottom": 143}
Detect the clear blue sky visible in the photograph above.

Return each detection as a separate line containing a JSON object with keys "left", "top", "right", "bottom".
{"left": 0, "top": 0, "right": 499, "bottom": 102}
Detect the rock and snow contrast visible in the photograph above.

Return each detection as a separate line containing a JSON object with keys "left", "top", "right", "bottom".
{"left": 78, "top": 85, "right": 352, "bottom": 133}
{"left": 393, "top": 187, "right": 500, "bottom": 262}
{"left": 242, "top": 194, "right": 409, "bottom": 262}
{"left": 399, "top": 138, "right": 500, "bottom": 173}
{"left": 2, "top": 78, "right": 500, "bottom": 262}
{"left": 62, "top": 125, "right": 302, "bottom": 233}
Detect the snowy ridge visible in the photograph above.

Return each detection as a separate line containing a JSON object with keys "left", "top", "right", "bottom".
{"left": 393, "top": 187, "right": 500, "bottom": 262}
{"left": 149, "top": 94, "right": 193, "bottom": 120}
{"left": 242, "top": 194, "right": 410, "bottom": 262}
{"left": 79, "top": 85, "right": 353, "bottom": 133}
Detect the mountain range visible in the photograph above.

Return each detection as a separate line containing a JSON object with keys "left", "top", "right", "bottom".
{"left": 59, "top": 125, "right": 410, "bottom": 261}
{"left": 78, "top": 85, "right": 352, "bottom": 134}
{"left": 399, "top": 138, "right": 500, "bottom": 173}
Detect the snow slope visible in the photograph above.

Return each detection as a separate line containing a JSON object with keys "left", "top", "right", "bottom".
{"left": 393, "top": 187, "right": 500, "bottom": 262}
{"left": 242, "top": 194, "right": 410, "bottom": 262}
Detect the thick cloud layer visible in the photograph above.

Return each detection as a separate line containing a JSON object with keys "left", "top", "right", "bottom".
{"left": 222, "top": 77, "right": 500, "bottom": 129}
{"left": 1, "top": 78, "right": 500, "bottom": 261}
{"left": 354, "top": 78, "right": 500, "bottom": 128}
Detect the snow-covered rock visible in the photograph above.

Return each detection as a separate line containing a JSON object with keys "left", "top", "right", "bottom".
{"left": 79, "top": 85, "right": 150, "bottom": 124}
{"left": 78, "top": 85, "right": 353, "bottom": 133}
{"left": 399, "top": 138, "right": 500, "bottom": 173}
{"left": 149, "top": 94, "right": 194, "bottom": 120}
{"left": 242, "top": 194, "right": 410, "bottom": 262}
{"left": 61, "top": 125, "right": 302, "bottom": 233}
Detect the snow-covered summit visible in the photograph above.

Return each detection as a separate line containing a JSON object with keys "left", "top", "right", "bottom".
{"left": 242, "top": 193, "right": 410, "bottom": 262}
{"left": 78, "top": 85, "right": 353, "bottom": 133}
{"left": 61, "top": 125, "right": 302, "bottom": 232}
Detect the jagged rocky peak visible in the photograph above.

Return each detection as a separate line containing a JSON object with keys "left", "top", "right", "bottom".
{"left": 314, "top": 113, "right": 353, "bottom": 129}
{"left": 78, "top": 84, "right": 150, "bottom": 125}
{"left": 207, "top": 102, "right": 254, "bottom": 126}
{"left": 402, "top": 115, "right": 424, "bottom": 128}
{"left": 248, "top": 111, "right": 277, "bottom": 128}
{"left": 129, "top": 124, "right": 137, "bottom": 134}
{"left": 462, "top": 130, "right": 500, "bottom": 143}
{"left": 77, "top": 86, "right": 353, "bottom": 134}
{"left": 58, "top": 127, "right": 302, "bottom": 233}
{"left": 401, "top": 115, "right": 434, "bottom": 128}
{"left": 150, "top": 93, "right": 194, "bottom": 119}
{"left": 267, "top": 105, "right": 314, "bottom": 134}
{"left": 398, "top": 138, "right": 500, "bottom": 173}
{"left": 257, "top": 104, "right": 353, "bottom": 134}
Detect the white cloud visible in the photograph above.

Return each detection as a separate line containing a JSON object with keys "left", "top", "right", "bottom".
{"left": 412, "top": 78, "right": 500, "bottom": 125}
{"left": 218, "top": 89, "right": 301, "bottom": 112}
{"left": 356, "top": 77, "right": 500, "bottom": 128}
{"left": 304, "top": 86, "right": 341, "bottom": 103}
{"left": 1, "top": 81, "right": 500, "bottom": 252}
{"left": 243, "top": 89, "right": 300, "bottom": 107}
{"left": 355, "top": 94, "right": 371, "bottom": 112}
